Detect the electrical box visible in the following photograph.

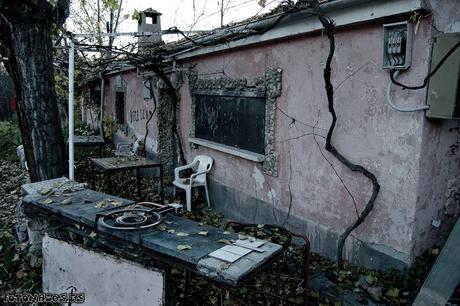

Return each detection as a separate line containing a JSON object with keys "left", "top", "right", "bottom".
{"left": 426, "top": 33, "right": 460, "bottom": 119}
{"left": 382, "top": 22, "right": 413, "bottom": 70}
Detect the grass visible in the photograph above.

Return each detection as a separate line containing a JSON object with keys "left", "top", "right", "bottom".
{"left": 0, "top": 110, "right": 98, "bottom": 163}
{"left": 0, "top": 120, "right": 21, "bottom": 161}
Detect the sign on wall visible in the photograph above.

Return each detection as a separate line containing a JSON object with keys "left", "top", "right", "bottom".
{"left": 194, "top": 90, "right": 266, "bottom": 154}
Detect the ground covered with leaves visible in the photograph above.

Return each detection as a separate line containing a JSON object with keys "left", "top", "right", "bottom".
{"left": 0, "top": 148, "right": 458, "bottom": 305}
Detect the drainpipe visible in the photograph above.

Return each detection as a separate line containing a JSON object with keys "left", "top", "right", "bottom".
{"left": 99, "top": 73, "right": 105, "bottom": 137}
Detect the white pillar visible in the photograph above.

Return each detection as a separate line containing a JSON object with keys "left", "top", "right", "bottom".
{"left": 99, "top": 75, "right": 105, "bottom": 137}
{"left": 68, "top": 40, "right": 75, "bottom": 180}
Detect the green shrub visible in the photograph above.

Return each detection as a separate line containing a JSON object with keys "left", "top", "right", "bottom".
{"left": 0, "top": 120, "right": 21, "bottom": 161}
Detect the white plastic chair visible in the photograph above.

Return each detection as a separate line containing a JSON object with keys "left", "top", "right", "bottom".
{"left": 173, "top": 155, "right": 213, "bottom": 212}
{"left": 115, "top": 139, "right": 141, "bottom": 157}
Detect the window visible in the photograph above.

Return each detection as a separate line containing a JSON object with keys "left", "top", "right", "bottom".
{"left": 115, "top": 75, "right": 125, "bottom": 90}
{"left": 143, "top": 80, "right": 152, "bottom": 100}
{"left": 193, "top": 90, "right": 266, "bottom": 155}
{"left": 145, "top": 15, "right": 157, "bottom": 24}
{"left": 115, "top": 92, "right": 125, "bottom": 124}
{"left": 188, "top": 68, "right": 282, "bottom": 175}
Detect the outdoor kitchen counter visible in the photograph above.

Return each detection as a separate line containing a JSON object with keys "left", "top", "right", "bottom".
{"left": 22, "top": 184, "right": 283, "bottom": 287}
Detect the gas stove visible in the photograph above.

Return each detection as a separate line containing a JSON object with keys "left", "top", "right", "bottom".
{"left": 97, "top": 202, "right": 184, "bottom": 231}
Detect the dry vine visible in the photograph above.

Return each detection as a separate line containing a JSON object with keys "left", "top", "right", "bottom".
{"left": 316, "top": 12, "right": 380, "bottom": 267}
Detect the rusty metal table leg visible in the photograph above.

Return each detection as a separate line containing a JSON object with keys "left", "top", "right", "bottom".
{"left": 165, "top": 266, "right": 173, "bottom": 305}
{"left": 136, "top": 168, "right": 141, "bottom": 199}
{"left": 275, "top": 258, "right": 282, "bottom": 306}
{"left": 289, "top": 231, "right": 310, "bottom": 306}
{"left": 107, "top": 171, "right": 112, "bottom": 195}
{"left": 184, "top": 270, "right": 190, "bottom": 299}
{"left": 91, "top": 162, "right": 96, "bottom": 189}
{"left": 159, "top": 165, "right": 164, "bottom": 203}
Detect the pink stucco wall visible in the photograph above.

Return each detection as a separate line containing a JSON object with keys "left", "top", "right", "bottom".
{"left": 174, "top": 17, "right": 458, "bottom": 262}
{"left": 86, "top": 4, "right": 460, "bottom": 266}
{"left": 100, "top": 72, "right": 160, "bottom": 153}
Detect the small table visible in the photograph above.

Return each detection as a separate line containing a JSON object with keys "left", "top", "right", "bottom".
{"left": 70, "top": 135, "right": 106, "bottom": 156}
{"left": 90, "top": 156, "right": 164, "bottom": 202}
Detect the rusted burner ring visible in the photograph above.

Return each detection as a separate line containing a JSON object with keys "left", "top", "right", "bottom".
{"left": 98, "top": 208, "right": 162, "bottom": 230}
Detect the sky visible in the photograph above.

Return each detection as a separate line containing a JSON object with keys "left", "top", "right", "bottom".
{"left": 68, "top": 0, "right": 283, "bottom": 39}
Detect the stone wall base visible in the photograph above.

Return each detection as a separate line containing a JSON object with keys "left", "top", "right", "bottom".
{"left": 207, "top": 179, "right": 412, "bottom": 271}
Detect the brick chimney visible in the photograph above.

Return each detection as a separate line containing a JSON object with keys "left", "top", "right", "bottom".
{"left": 137, "top": 8, "right": 162, "bottom": 49}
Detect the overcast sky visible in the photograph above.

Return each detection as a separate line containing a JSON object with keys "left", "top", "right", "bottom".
{"left": 123, "top": 0, "right": 280, "bottom": 31}
{"left": 68, "top": 0, "right": 282, "bottom": 38}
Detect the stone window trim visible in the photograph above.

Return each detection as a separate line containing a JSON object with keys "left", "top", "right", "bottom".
{"left": 187, "top": 67, "right": 282, "bottom": 176}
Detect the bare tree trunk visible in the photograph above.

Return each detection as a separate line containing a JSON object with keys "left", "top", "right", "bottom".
{"left": 0, "top": 1, "right": 67, "bottom": 182}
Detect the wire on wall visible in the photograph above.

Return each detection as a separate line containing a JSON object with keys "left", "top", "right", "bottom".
{"left": 386, "top": 70, "right": 430, "bottom": 112}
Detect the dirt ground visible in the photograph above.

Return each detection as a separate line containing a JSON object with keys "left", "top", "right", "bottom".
{"left": 0, "top": 150, "right": 458, "bottom": 305}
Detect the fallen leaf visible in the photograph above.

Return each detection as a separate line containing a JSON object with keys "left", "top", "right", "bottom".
{"left": 94, "top": 201, "right": 108, "bottom": 208}
{"left": 40, "top": 187, "right": 51, "bottom": 195}
{"left": 218, "top": 239, "right": 233, "bottom": 245}
{"left": 177, "top": 244, "right": 192, "bottom": 251}
{"left": 167, "top": 229, "right": 176, "bottom": 234}
{"left": 198, "top": 231, "right": 208, "bottom": 236}
{"left": 41, "top": 198, "right": 53, "bottom": 205}
{"left": 221, "top": 262, "right": 231, "bottom": 270}
{"left": 387, "top": 287, "right": 399, "bottom": 298}
{"left": 365, "top": 274, "right": 375, "bottom": 284}
{"left": 223, "top": 231, "right": 231, "bottom": 235}
{"left": 89, "top": 231, "right": 97, "bottom": 238}
{"left": 257, "top": 224, "right": 265, "bottom": 228}
{"left": 176, "top": 232, "right": 189, "bottom": 237}
{"left": 60, "top": 198, "right": 72, "bottom": 205}
{"left": 431, "top": 248, "right": 440, "bottom": 255}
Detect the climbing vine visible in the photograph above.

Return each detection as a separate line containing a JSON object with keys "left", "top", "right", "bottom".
{"left": 316, "top": 9, "right": 380, "bottom": 267}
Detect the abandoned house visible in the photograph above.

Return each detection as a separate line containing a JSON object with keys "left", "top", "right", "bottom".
{"left": 78, "top": 0, "right": 460, "bottom": 273}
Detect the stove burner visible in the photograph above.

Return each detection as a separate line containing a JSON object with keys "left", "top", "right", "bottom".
{"left": 115, "top": 212, "right": 148, "bottom": 225}
{"left": 98, "top": 208, "right": 162, "bottom": 230}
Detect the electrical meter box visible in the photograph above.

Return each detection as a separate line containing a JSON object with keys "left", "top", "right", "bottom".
{"left": 426, "top": 33, "right": 460, "bottom": 119}
{"left": 382, "top": 21, "right": 413, "bottom": 70}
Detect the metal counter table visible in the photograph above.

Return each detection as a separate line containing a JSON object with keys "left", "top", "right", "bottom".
{"left": 90, "top": 156, "right": 164, "bottom": 202}
{"left": 69, "top": 135, "right": 106, "bottom": 156}
{"left": 21, "top": 185, "right": 283, "bottom": 288}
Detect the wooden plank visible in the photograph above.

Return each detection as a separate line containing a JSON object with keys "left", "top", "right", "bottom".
{"left": 413, "top": 217, "right": 460, "bottom": 306}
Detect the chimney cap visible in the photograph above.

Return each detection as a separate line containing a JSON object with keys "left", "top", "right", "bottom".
{"left": 142, "top": 8, "right": 162, "bottom": 16}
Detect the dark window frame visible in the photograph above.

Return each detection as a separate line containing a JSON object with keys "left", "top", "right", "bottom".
{"left": 193, "top": 89, "right": 266, "bottom": 154}
{"left": 115, "top": 92, "right": 125, "bottom": 124}
{"left": 188, "top": 68, "right": 282, "bottom": 176}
